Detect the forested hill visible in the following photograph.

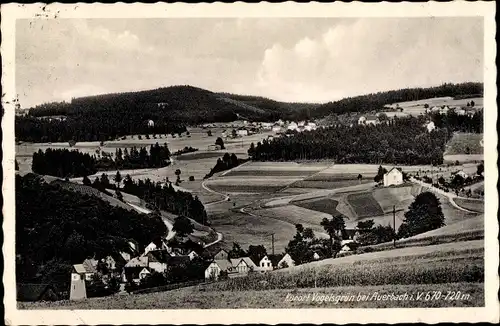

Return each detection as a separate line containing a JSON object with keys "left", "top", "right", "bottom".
{"left": 16, "top": 173, "right": 167, "bottom": 284}
{"left": 26, "top": 85, "right": 305, "bottom": 123}
{"left": 310, "top": 82, "right": 483, "bottom": 118}
{"left": 17, "top": 82, "right": 482, "bottom": 142}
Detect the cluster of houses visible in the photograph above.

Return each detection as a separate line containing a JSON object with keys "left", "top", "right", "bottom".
{"left": 204, "top": 250, "right": 295, "bottom": 281}
{"left": 67, "top": 235, "right": 301, "bottom": 300}
{"left": 426, "top": 105, "right": 482, "bottom": 116}
{"left": 217, "top": 119, "right": 319, "bottom": 139}
{"left": 69, "top": 238, "right": 200, "bottom": 300}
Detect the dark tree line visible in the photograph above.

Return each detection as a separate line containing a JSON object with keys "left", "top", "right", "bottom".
{"left": 31, "top": 143, "right": 171, "bottom": 178}
{"left": 430, "top": 110, "right": 483, "bottom": 133}
{"left": 204, "top": 153, "right": 248, "bottom": 179}
{"left": 312, "top": 82, "right": 483, "bottom": 118}
{"left": 121, "top": 175, "right": 208, "bottom": 225}
{"left": 16, "top": 173, "right": 167, "bottom": 285}
{"left": 249, "top": 116, "right": 451, "bottom": 165}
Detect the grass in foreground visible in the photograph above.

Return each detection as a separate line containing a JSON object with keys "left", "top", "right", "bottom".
{"left": 19, "top": 282, "right": 483, "bottom": 309}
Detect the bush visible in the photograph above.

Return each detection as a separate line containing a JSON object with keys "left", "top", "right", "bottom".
{"left": 189, "top": 176, "right": 195, "bottom": 181}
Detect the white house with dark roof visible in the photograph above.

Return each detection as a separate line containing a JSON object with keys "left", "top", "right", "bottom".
{"left": 383, "top": 167, "right": 404, "bottom": 186}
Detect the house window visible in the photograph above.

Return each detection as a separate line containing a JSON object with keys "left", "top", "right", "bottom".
{"left": 267, "top": 262, "right": 271, "bottom": 267}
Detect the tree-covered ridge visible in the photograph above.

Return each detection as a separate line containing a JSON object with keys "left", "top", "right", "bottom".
{"left": 312, "top": 82, "right": 483, "bottom": 118}
{"left": 430, "top": 110, "right": 483, "bottom": 133}
{"left": 32, "top": 143, "right": 172, "bottom": 178}
{"left": 121, "top": 175, "right": 208, "bottom": 226}
{"left": 16, "top": 173, "right": 167, "bottom": 282}
{"left": 250, "top": 116, "right": 450, "bottom": 165}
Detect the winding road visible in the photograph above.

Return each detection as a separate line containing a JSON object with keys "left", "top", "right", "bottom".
{"left": 409, "top": 177, "right": 480, "bottom": 213}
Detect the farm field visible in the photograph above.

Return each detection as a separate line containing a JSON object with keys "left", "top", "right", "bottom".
{"left": 209, "top": 211, "right": 296, "bottom": 253}
{"left": 454, "top": 198, "right": 484, "bottom": 213}
{"left": 292, "top": 198, "right": 342, "bottom": 217}
{"left": 253, "top": 205, "right": 331, "bottom": 238}
{"left": 445, "top": 133, "right": 484, "bottom": 155}
{"left": 204, "top": 177, "right": 299, "bottom": 194}
{"left": 19, "top": 282, "right": 483, "bottom": 309}
{"left": 290, "top": 179, "right": 374, "bottom": 189}
{"left": 346, "top": 192, "right": 384, "bottom": 218}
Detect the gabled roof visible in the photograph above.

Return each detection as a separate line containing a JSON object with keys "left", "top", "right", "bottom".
{"left": 213, "top": 259, "right": 233, "bottom": 272}
{"left": 73, "top": 264, "right": 87, "bottom": 274}
{"left": 240, "top": 257, "right": 258, "bottom": 269}
{"left": 124, "top": 256, "right": 148, "bottom": 268}
{"left": 365, "top": 115, "right": 379, "bottom": 121}
{"left": 147, "top": 249, "right": 172, "bottom": 263}
{"left": 385, "top": 167, "right": 403, "bottom": 175}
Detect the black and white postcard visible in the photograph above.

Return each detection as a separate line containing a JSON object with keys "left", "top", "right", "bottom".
{"left": 2, "top": 2, "right": 498, "bottom": 324}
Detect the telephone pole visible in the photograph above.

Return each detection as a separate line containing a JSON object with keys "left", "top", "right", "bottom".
{"left": 393, "top": 205, "right": 396, "bottom": 248}
{"left": 271, "top": 233, "right": 275, "bottom": 255}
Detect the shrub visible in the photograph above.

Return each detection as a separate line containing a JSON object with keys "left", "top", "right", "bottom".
{"left": 189, "top": 176, "right": 195, "bottom": 181}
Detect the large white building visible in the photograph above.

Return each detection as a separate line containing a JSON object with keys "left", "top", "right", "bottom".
{"left": 383, "top": 168, "right": 404, "bottom": 187}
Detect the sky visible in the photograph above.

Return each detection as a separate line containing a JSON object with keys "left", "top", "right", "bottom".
{"left": 16, "top": 17, "right": 483, "bottom": 108}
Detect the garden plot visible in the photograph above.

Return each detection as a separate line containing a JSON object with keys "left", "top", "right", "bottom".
{"left": 346, "top": 192, "right": 384, "bottom": 218}
{"left": 292, "top": 198, "right": 342, "bottom": 217}
{"left": 372, "top": 185, "right": 418, "bottom": 212}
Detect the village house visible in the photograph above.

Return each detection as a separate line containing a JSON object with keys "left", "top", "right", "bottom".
{"left": 230, "top": 257, "right": 257, "bottom": 276}
{"left": 221, "top": 130, "right": 228, "bottom": 138}
{"left": 304, "top": 122, "right": 317, "bottom": 131}
{"left": 383, "top": 167, "right": 404, "bottom": 187}
{"left": 298, "top": 121, "right": 306, "bottom": 127}
{"left": 257, "top": 254, "right": 283, "bottom": 273}
{"left": 122, "top": 256, "right": 149, "bottom": 283}
{"left": 70, "top": 265, "right": 88, "bottom": 300}
{"left": 277, "top": 253, "right": 295, "bottom": 268}
{"left": 237, "top": 128, "right": 248, "bottom": 137}
{"left": 205, "top": 259, "right": 232, "bottom": 281}
{"left": 260, "top": 122, "right": 273, "bottom": 130}
{"left": 72, "top": 258, "right": 99, "bottom": 281}
{"left": 426, "top": 121, "right": 436, "bottom": 132}
{"left": 358, "top": 115, "right": 379, "bottom": 126}
{"left": 287, "top": 122, "right": 298, "bottom": 131}
{"left": 454, "top": 170, "right": 469, "bottom": 179}
{"left": 203, "top": 250, "right": 259, "bottom": 280}
{"left": 456, "top": 108, "right": 467, "bottom": 115}
{"left": 258, "top": 256, "right": 274, "bottom": 272}
{"left": 272, "top": 124, "right": 282, "bottom": 133}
